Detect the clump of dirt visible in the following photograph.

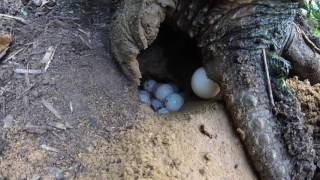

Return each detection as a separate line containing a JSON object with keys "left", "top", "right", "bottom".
{"left": 287, "top": 77, "right": 320, "bottom": 126}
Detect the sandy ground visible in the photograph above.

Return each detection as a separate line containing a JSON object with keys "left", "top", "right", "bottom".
{"left": 0, "top": 101, "right": 258, "bottom": 180}
{"left": 78, "top": 103, "right": 256, "bottom": 180}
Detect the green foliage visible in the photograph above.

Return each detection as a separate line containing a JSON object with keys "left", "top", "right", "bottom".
{"left": 310, "top": 0, "right": 320, "bottom": 19}
{"left": 309, "top": 0, "right": 320, "bottom": 37}
{"left": 268, "top": 52, "right": 292, "bottom": 78}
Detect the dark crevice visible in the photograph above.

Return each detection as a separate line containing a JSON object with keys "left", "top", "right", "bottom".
{"left": 138, "top": 24, "right": 202, "bottom": 97}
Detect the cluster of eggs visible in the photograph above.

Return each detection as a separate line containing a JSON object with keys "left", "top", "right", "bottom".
{"left": 139, "top": 80, "right": 184, "bottom": 115}
{"left": 139, "top": 67, "right": 221, "bottom": 115}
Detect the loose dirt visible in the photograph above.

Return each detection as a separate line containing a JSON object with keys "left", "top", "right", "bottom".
{"left": 287, "top": 77, "right": 320, "bottom": 125}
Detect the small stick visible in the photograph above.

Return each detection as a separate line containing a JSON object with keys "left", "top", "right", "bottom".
{"left": 16, "top": 83, "right": 36, "bottom": 99}
{"left": 40, "top": 144, "right": 58, "bottom": 153}
{"left": 14, "top": 69, "right": 43, "bottom": 74}
{"left": 41, "top": 98, "right": 62, "bottom": 120}
{"left": 3, "top": 47, "right": 25, "bottom": 62}
{"left": 262, "top": 48, "right": 275, "bottom": 107}
{"left": 41, "top": 46, "right": 57, "bottom": 72}
{"left": 0, "top": 14, "right": 27, "bottom": 24}
{"left": 293, "top": 24, "right": 320, "bottom": 54}
{"left": 25, "top": 63, "right": 31, "bottom": 87}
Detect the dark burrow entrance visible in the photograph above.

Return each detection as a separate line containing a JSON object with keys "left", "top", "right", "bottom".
{"left": 137, "top": 24, "right": 203, "bottom": 99}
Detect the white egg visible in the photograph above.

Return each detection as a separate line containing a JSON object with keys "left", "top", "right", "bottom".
{"left": 158, "top": 108, "right": 169, "bottom": 115}
{"left": 191, "top": 67, "right": 220, "bottom": 99}
{"left": 155, "top": 84, "right": 174, "bottom": 101}
{"left": 143, "top": 79, "right": 157, "bottom": 93}
{"left": 151, "top": 98, "right": 163, "bottom": 111}
{"left": 139, "top": 90, "right": 151, "bottom": 105}
{"left": 165, "top": 93, "right": 184, "bottom": 112}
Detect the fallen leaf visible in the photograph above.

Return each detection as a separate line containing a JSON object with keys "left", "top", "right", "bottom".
{"left": 0, "top": 34, "right": 13, "bottom": 60}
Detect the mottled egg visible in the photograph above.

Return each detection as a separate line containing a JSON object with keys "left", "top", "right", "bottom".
{"left": 165, "top": 93, "right": 184, "bottom": 112}
{"left": 158, "top": 108, "right": 170, "bottom": 115}
{"left": 191, "top": 67, "right": 220, "bottom": 99}
{"left": 143, "top": 79, "right": 158, "bottom": 93}
{"left": 139, "top": 90, "right": 151, "bottom": 105}
{"left": 151, "top": 98, "right": 163, "bottom": 111}
{"left": 155, "top": 84, "right": 174, "bottom": 101}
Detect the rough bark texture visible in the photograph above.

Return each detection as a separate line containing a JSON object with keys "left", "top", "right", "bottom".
{"left": 110, "top": 0, "right": 320, "bottom": 179}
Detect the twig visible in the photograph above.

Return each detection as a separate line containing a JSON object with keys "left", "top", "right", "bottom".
{"left": 25, "top": 63, "right": 31, "bottom": 87}
{"left": 3, "top": 42, "right": 33, "bottom": 63}
{"left": 53, "top": 16, "right": 80, "bottom": 20}
{"left": 295, "top": 24, "right": 320, "bottom": 54}
{"left": 14, "top": 69, "right": 43, "bottom": 74}
{"left": 41, "top": 98, "right": 62, "bottom": 120}
{"left": 78, "top": 34, "right": 92, "bottom": 49}
{"left": 24, "top": 123, "right": 47, "bottom": 134}
{"left": 199, "top": 124, "right": 213, "bottom": 139}
{"left": 69, "top": 101, "right": 73, "bottom": 113}
{"left": 262, "top": 48, "right": 275, "bottom": 107}
{"left": 40, "top": 144, "right": 58, "bottom": 152}
{"left": 41, "top": 46, "right": 57, "bottom": 72}
{"left": 0, "top": 14, "right": 27, "bottom": 24}
{"left": 3, "top": 47, "right": 25, "bottom": 62}
{"left": 16, "top": 83, "right": 36, "bottom": 99}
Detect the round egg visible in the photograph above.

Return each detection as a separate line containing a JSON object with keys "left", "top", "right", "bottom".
{"left": 158, "top": 108, "right": 169, "bottom": 115}
{"left": 143, "top": 79, "right": 157, "bottom": 93}
{"left": 165, "top": 93, "right": 184, "bottom": 112}
{"left": 139, "top": 90, "right": 151, "bottom": 105}
{"left": 151, "top": 98, "right": 163, "bottom": 111}
{"left": 155, "top": 84, "right": 174, "bottom": 101}
{"left": 191, "top": 67, "right": 220, "bottom": 99}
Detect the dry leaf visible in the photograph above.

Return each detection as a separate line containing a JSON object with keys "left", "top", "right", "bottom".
{"left": 0, "top": 34, "right": 13, "bottom": 59}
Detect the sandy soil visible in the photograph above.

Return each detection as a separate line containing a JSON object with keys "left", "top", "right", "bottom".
{"left": 78, "top": 103, "right": 256, "bottom": 180}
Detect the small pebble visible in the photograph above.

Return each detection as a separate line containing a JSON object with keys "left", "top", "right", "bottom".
{"left": 139, "top": 90, "right": 151, "bottom": 105}
{"left": 165, "top": 93, "right": 184, "bottom": 112}
{"left": 204, "top": 153, "right": 212, "bottom": 161}
{"left": 158, "top": 108, "right": 169, "bottom": 115}
{"left": 143, "top": 79, "right": 157, "bottom": 92}
{"left": 151, "top": 99, "right": 163, "bottom": 111}
{"left": 155, "top": 84, "right": 174, "bottom": 101}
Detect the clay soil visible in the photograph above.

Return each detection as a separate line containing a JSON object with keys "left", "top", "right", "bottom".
{"left": 0, "top": 1, "right": 319, "bottom": 180}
